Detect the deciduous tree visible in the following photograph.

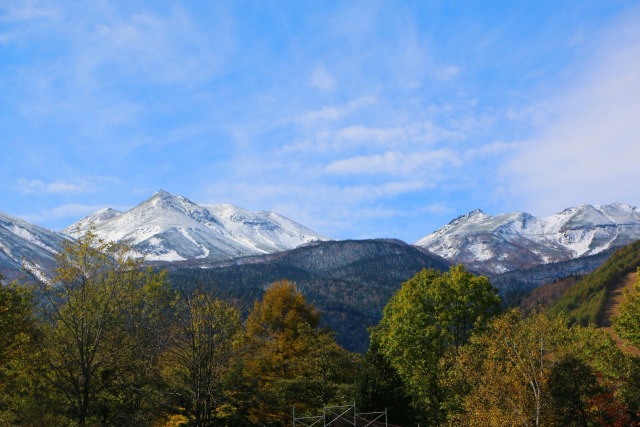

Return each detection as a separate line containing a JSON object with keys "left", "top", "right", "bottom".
{"left": 37, "top": 232, "right": 173, "bottom": 425}
{"left": 243, "top": 279, "right": 356, "bottom": 425}
{"left": 374, "top": 265, "right": 501, "bottom": 425}
{"left": 162, "top": 289, "right": 243, "bottom": 426}
{"left": 614, "top": 267, "right": 640, "bottom": 348}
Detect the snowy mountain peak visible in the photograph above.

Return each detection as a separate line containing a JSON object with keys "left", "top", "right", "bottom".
{"left": 64, "top": 190, "right": 330, "bottom": 262}
{"left": 453, "top": 209, "right": 490, "bottom": 224}
{"left": 62, "top": 207, "right": 122, "bottom": 236}
{"left": 415, "top": 203, "right": 640, "bottom": 275}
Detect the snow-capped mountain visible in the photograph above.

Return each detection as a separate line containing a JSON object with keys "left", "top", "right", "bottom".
{"left": 63, "top": 207, "right": 122, "bottom": 234}
{"left": 64, "top": 190, "right": 330, "bottom": 262}
{"left": 415, "top": 203, "right": 640, "bottom": 275}
{"left": 0, "top": 211, "right": 69, "bottom": 282}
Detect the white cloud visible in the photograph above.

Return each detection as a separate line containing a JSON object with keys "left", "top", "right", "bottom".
{"left": 16, "top": 179, "right": 85, "bottom": 194}
{"left": 291, "top": 96, "right": 377, "bottom": 126}
{"left": 19, "top": 203, "right": 125, "bottom": 230}
{"left": 501, "top": 14, "right": 640, "bottom": 213}
{"left": 0, "top": 1, "right": 57, "bottom": 22}
{"left": 325, "top": 150, "right": 461, "bottom": 176}
{"left": 434, "top": 65, "right": 461, "bottom": 81}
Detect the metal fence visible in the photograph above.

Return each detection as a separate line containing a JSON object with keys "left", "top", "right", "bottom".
{"left": 293, "top": 403, "right": 388, "bottom": 427}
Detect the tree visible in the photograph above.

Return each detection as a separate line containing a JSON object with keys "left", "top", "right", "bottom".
{"left": 0, "top": 277, "right": 33, "bottom": 369}
{"left": 0, "top": 277, "right": 41, "bottom": 425}
{"left": 355, "top": 334, "right": 414, "bottom": 426}
{"left": 449, "top": 309, "right": 634, "bottom": 426}
{"left": 242, "top": 279, "right": 356, "bottom": 425}
{"left": 162, "top": 288, "right": 243, "bottom": 426}
{"left": 37, "top": 231, "right": 173, "bottom": 426}
{"left": 374, "top": 265, "right": 501, "bottom": 425}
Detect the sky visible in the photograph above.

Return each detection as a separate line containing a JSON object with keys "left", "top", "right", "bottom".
{"left": 2, "top": 1, "right": 640, "bottom": 243}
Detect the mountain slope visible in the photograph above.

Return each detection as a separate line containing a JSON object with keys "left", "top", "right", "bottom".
{"left": 415, "top": 203, "right": 640, "bottom": 275}
{"left": 0, "top": 212, "right": 69, "bottom": 282}
{"left": 166, "top": 239, "right": 451, "bottom": 352}
{"left": 64, "top": 190, "right": 329, "bottom": 262}
{"left": 547, "top": 239, "right": 640, "bottom": 326}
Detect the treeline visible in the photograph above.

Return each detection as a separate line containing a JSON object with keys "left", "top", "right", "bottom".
{"left": 1, "top": 233, "right": 640, "bottom": 426}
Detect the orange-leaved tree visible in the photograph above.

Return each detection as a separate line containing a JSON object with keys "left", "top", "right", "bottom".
{"left": 242, "top": 279, "right": 357, "bottom": 425}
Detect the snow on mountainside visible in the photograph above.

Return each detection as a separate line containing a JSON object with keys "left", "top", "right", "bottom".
{"left": 415, "top": 203, "right": 640, "bottom": 275}
{"left": 0, "top": 211, "right": 69, "bottom": 282}
{"left": 62, "top": 207, "right": 122, "bottom": 236}
{"left": 64, "top": 190, "right": 330, "bottom": 262}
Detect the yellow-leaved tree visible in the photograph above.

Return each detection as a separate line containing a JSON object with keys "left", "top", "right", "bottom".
{"left": 242, "top": 279, "right": 358, "bottom": 425}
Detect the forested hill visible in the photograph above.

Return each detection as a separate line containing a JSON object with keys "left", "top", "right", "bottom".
{"left": 547, "top": 239, "right": 640, "bottom": 326}
{"left": 164, "top": 239, "right": 451, "bottom": 352}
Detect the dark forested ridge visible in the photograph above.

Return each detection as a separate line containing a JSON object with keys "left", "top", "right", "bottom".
{"left": 491, "top": 249, "right": 615, "bottom": 307}
{"left": 163, "top": 239, "right": 451, "bottom": 352}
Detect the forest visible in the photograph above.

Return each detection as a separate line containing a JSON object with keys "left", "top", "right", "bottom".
{"left": 1, "top": 233, "right": 640, "bottom": 426}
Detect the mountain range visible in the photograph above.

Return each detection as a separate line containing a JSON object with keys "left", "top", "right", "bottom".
{"left": 2, "top": 192, "right": 640, "bottom": 292}
{"left": 415, "top": 203, "right": 640, "bottom": 275}
{"left": 166, "top": 238, "right": 450, "bottom": 352}
{"left": 3, "top": 191, "right": 640, "bottom": 351}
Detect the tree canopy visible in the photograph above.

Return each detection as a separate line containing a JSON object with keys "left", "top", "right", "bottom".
{"left": 374, "top": 265, "right": 502, "bottom": 424}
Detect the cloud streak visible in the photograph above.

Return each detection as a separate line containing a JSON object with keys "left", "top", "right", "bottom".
{"left": 15, "top": 176, "right": 120, "bottom": 195}
{"left": 501, "top": 11, "right": 640, "bottom": 214}
{"left": 325, "top": 150, "right": 461, "bottom": 176}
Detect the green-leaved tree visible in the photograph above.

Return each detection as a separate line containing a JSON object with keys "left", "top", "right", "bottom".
{"left": 374, "top": 265, "right": 501, "bottom": 425}
{"left": 37, "top": 232, "right": 173, "bottom": 426}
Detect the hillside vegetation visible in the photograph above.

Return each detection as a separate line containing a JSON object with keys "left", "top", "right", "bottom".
{"left": 165, "top": 239, "right": 450, "bottom": 352}
{"left": 3, "top": 234, "right": 640, "bottom": 425}
{"left": 547, "top": 239, "right": 640, "bottom": 326}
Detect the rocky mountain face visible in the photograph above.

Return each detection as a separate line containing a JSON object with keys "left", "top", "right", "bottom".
{"left": 0, "top": 211, "right": 69, "bottom": 282}
{"left": 64, "top": 190, "right": 330, "bottom": 263}
{"left": 415, "top": 203, "right": 640, "bottom": 276}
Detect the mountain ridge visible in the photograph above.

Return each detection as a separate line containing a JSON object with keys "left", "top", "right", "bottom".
{"left": 63, "top": 190, "right": 330, "bottom": 263}
{"left": 0, "top": 211, "right": 69, "bottom": 282}
{"left": 415, "top": 203, "right": 640, "bottom": 275}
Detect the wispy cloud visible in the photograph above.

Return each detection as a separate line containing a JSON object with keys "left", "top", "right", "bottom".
{"left": 501, "top": 11, "right": 640, "bottom": 213}
{"left": 325, "top": 150, "right": 460, "bottom": 176}
{"left": 290, "top": 97, "right": 377, "bottom": 126}
{"left": 20, "top": 203, "right": 113, "bottom": 227}
{"left": 0, "top": 1, "right": 57, "bottom": 22}
{"left": 283, "top": 121, "right": 463, "bottom": 154}
{"left": 15, "top": 176, "right": 120, "bottom": 195}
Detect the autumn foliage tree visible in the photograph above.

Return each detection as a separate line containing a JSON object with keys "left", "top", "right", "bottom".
{"left": 448, "top": 309, "right": 635, "bottom": 426}
{"left": 242, "top": 279, "right": 357, "bottom": 425}
{"left": 614, "top": 267, "right": 640, "bottom": 349}
{"left": 36, "top": 232, "right": 174, "bottom": 426}
{"left": 0, "top": 277, "right": 40, "bottom": 424}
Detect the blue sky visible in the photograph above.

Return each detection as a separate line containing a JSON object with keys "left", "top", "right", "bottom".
{"left": 2, "top": 1, "right": 640, "bottom": 242}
